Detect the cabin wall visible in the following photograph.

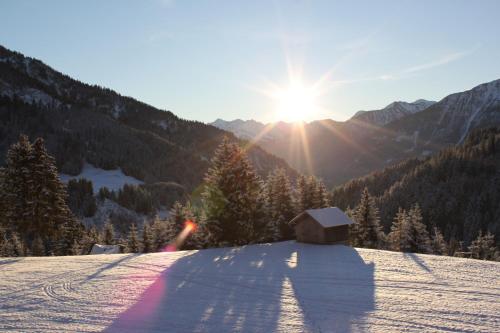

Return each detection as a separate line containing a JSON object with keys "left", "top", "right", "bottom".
{"left": 295, "top": 217, "right": 325, "bottom": 244}
{"left": 324, "top": 225, "right": 349, "bottom": 244}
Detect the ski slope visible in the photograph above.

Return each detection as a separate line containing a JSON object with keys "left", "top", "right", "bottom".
{"left": 0, "top": 241, "right": 499, "bottom": 333}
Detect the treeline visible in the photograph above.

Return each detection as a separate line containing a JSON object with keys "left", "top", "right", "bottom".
{"left": 345, "top": 188, "right": 498, "bottom": 260}
{"left": 332, "top": 127, "right": 500, "bottom": 249}
{"left": 0, "top": 135, "right": 329, "bottom": 256}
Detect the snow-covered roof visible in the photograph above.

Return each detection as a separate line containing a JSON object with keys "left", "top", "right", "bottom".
{"left": 292, "top": 207, "right": 354, "bottom": 228}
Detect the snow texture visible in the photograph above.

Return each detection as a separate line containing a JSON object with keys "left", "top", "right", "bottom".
{"left": 1, "top": 241, "right": 498, "bottom": 333}
{"left": 59, "top": 163, "right": 143, "bottom": 193}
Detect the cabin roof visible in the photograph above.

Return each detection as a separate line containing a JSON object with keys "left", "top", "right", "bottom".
{"left": 292, "top": 207, "right": 354, "bottom": 228}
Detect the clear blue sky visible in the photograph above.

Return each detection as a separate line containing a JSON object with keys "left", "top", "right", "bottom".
{"left": 1, "top": 0, "right": 500, "bottom": 123}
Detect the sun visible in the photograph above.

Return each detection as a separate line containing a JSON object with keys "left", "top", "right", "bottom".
{"left": 272, "top": 80, "right": 319, "bottom": 122}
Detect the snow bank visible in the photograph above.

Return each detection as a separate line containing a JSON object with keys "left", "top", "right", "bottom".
{"left": 0, "top": 241, "right": 498, "bottom": 332}
{"left": 59, "top": 162, "right": 143, "bottom": 193}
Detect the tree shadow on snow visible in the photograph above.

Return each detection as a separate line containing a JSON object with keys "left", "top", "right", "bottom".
{"left": 103, "top": 242, "right": 374, "bottom": 333}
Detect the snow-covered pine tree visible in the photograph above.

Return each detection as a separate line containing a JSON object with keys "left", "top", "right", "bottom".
{"left": 126, "top": 223, "right": 140, "bottom": 253}
{"left": 295, "top": 175, "right": 310, "bottom": 213}
{"left": 202, "top": 137, "right": 265, "bottom": 246}
{"left": 407, "top": 203, "right": 431, "bottom": 254}
{"left": 1, "top": 136, "right": 77, "bottom": 254}
{"left": 353, "top": 188, "right": 384, "bottom": 249}
{"left": 10, "top": 232, "right": 24, "bottom": 257}
{"left": 1, "top": 135, "right": 34, "bottom": 242}
{"left": 312, "top": 178, "right": 330, "bottom": 209}
{"left": 387, "top": 208, "right": 412, "bottom": 252}
{"left": 151, "top": 217, "right": 169, "bottom": 251}
{"left": 103, "top": 221, "right": 115, "bottom": 245}
{"left": 31, "top": 235, "right": 45, "bottom": 256}
{"left": 431, "top": 226, "right": 448, "bottom": 255}
{"left": 265, "top": 168, "right": 296, "bottom": 240}
{"left": 142, "top": 222, "right": 154, "bottom": 253}
{"left": 167, "top": 201, "right": 187, "bottom": 240}
{"left": 468, "top": 231, "right": 496, "bottom": 260}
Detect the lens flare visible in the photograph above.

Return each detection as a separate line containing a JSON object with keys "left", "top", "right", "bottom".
{"left": 163, "top": 220, "right": 197, "bottom": 252}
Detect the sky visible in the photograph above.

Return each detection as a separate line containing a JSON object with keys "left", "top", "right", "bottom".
{"left": 1, "top": 0, "right": 500, "bottom": 123}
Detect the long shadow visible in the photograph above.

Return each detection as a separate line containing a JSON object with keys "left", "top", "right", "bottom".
{"left": 404, "top": 252, "right": 432, "bottom": 273}
{"left": 85, "top": 254, "right": 137, "bottom": 282}
{"left": 0, "top": 258, "right": 24, "bottom": 266}
{"left": 104, "top": 242, "right": 374, "bottom": 333}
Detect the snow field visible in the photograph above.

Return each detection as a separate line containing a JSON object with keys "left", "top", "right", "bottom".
{"left": 0, "top": 241, "right": 499, "bottom": 332}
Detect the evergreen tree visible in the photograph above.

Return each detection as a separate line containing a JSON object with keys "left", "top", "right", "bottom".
{"left": 142, "top": 223, "right": 154, "bottom": 253}
{"left": 431, "top": 226, "right": 448, "bottom": 255}
{"left": 127, "top": 224, "right": 140, "bottom": 253}
{"left": 388, "top": 208, "right": 412, "bottom": 252}
{"left": 468, "top": 231, "right": 496, "bottom": 260}
{"left": 103, "top": 221, "right": 115, "bottom": 245}
{"left": 265, "top": 168, "right": 296, "bottom": 240}
{"left": 166, "top": 201, "right": 187, "bottom": 241}
{"left": 151, "top": 217, "right": 169, "bottom": 251}
{"left": 352, "top": 188, "right": 384, "bottom": 249}
{"left": 407, "top": 203, "right": 431, "bottom": 253}
{"left": 31, "top": 235, "right": 45, "bottom": 256}
{"left": 10, "top": 232, "right": 24, "bottom": 257}
{"left": 312, "top": 178, "right": 330, "bottom": 209}
{"left": 0, "top": 136, "right": 75, "bottom": 253}
{"left": 202, "top": 137, "right": 265, "bottom": 246}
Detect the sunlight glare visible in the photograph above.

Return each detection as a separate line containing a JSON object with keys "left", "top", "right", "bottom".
{"left": 273, "top": 79, "right": 319, "bottom": 122}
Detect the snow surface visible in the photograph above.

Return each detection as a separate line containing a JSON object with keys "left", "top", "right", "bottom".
{"left": 59, "top": 163, "right": 143, "bottom": 193}
{"left": 1, "top": 241, "right": 499, "bottom": 333}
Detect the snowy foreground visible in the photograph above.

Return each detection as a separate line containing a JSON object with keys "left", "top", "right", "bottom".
{"left": 1, "top": 242, "right": 499, "bottom": 333}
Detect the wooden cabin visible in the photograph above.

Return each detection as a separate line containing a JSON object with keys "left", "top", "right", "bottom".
{"left": 292, "top": 207, "right": 354, "bottom": 244}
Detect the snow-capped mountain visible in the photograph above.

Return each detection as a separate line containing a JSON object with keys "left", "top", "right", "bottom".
{"left": 386, "top": 79, "right": 500, "bottom": 147}
{"left": 211, "top": 119, "right": 267, "bottom": 140}
{"left": 212, "top": 80, "right": 500, "bottom": 186}
{"left": 349, "top": 99, "right": 436, "bottom": 127}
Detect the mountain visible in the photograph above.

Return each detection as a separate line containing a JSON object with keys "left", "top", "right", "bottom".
{"left": 211, "top": 118, "right": 267, "bottom": 141}
{"left": 348, "top": 99, "right": 436, "bottom": 127}
{"left": 332, "top": 127, "right": 500, "bottom": 245}
{"left": 212, "top": 80, "right": 500, "bottom": 186}
{"left": 0, "top": 45, "right": 295, "bottom": 200}
{"left": 2, "top": 241, "right": 499, "bottom": 332}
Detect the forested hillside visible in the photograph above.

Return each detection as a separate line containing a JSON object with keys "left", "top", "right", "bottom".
{"left": 0, "top": 46, "right": 294, "bottom": 192}
{"left": 332, "top": 127, "right": 500, "bottom": 245}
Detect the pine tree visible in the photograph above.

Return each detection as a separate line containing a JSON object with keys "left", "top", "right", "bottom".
{"left": 388, "top": 208, "right": 412, "bottom": 252}
{"left": 31, "top": 235, "right": 45, "bottom": 256}
{"left": 151, "top": 217, "right": 169, "bottom": 251}
{"left": 353, "top": 188, "right": 384, "bottom": 249}
{"left": 11, "top": 232, "right": 24, "bottom": 257}
{"left": 407, "top": 203, "right": 431, "bottom": 253}
{"left": 0, "top": 136, "right": 75, "bottom": 254}
{"left": 103, "top": 221, "right": 115, "bottom": 245}
{"left": 127, "top": 224, "right": 140, "bottom": 253}
{"left": 142, "top": 223, "right": 154, "bottom": 253}
{"left": 468, "top": 231, "right": 496, "bottom": 260}
{"left": 265, "top": 168, "right": 296, "bottom": 240}
{"left": 167, "top": 201, "right": 187, "bottom": 240}
{"left": 312, "top": 178, "right": 330, "bottom": 209}
{"left": 431, "top": 226, "right": 448, "bottom": 255}
{"left": 202, "top": 137, "right": 265, "bottom": 246}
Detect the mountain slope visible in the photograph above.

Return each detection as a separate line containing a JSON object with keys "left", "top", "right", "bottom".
{"left": 348, "top": 99, "right": 436, "bottom": 127}
{"left": 215, "top": 80, "right": 500, "bottom": 186}
{"left": 0, "top": 45, "right": 295, "bottom": 192}
{"left": 332, "top": 127, "right": 500, "bottom": 244}
{"left": 1, "top": 241, "right": 499, "bottom": 333}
